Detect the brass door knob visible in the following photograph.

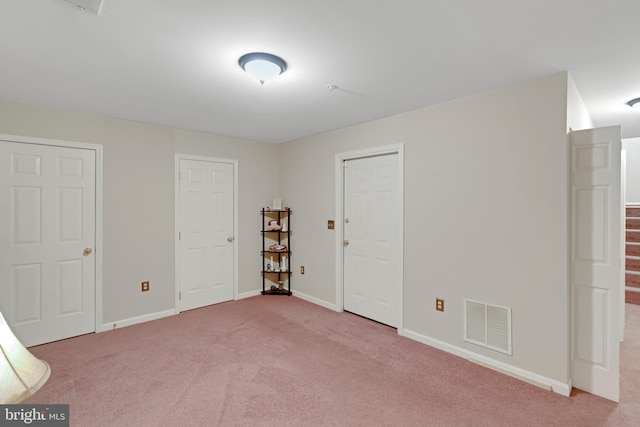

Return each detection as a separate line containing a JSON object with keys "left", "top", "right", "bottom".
{"left": 343, "top": 240, "right": 349, "bottom": 247}
{"left": 83, "top": 248, "right": 92, "bottom": 256}
{"left": 227, "top": 237, "right": 234, "bottom": 243}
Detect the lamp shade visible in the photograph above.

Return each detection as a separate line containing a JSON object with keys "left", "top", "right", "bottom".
{"left": 239, "top": 52, "right": 287, "bottom": 85}
{"left": 0, "top": 311, "right": 50, "bottom": 404}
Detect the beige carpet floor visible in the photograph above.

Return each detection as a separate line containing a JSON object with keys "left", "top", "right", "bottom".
{"left": 25, "top": 296, "right": 640, "bottom": 426}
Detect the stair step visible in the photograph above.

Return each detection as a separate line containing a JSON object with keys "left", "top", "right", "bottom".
{"left": 626, "top": 230, "right": 640, "bottom": 243}
{"left": 626, "top": 290, "right": 640, "bottom": 305}
{"left": 627, "top": 207, "right": 640, "bottom": 218}
{"left": 627, "top": 257, "right": 640, "bottom": 272}
{"left": 625, "top": 207, "right": 640, "bottom": 295}
{"left": 626, "top": 273, "right": 640, "bottom": 288}
{"left": 626, "top": 218, "right": 640, "bottom": 230}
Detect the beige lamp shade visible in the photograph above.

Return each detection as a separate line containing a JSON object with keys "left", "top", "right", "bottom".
{"left": 0, "top": 310, "right": 51, "bottom": 404}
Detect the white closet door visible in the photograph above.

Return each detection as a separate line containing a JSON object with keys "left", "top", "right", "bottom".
{"left": 0, "top": 141, "right": 96, "bottom": 347}
{"left": 179, "top": 159, "right": 234, "bottom": 311}
{"left": 343, "top": 153, "right": 400, "bottom": 327}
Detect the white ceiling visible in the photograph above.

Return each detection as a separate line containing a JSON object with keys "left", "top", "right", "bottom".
{"left": 1, "top": 0, "right": 639, "bottom": 143}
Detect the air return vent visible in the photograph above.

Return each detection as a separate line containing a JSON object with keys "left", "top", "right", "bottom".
{"left": 464, "top": 299, "right": 512, "bottom": 355}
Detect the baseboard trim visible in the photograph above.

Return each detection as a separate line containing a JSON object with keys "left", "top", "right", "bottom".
{"left": 98, "top": 290, "right": 262, "bottom": 333}
{"left": 403, "top": 328, "right": 572, "bottom": 397}
{"left": 293, "top": 291, "right": 339, "bottom": 312}
{"left": 237, "top": 289, "right": 262, "bottom": 299}
{"left": 99, "top": 308, "right": 177, "bottom": 333}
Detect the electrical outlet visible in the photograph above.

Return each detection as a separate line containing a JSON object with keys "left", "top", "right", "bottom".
{"left": 141, "top": 281, "right": 150, "bottom": 292}
{"left": 300, "top": 266, "right": 305, "bottom": 274}
{"left": 436, "top": 298, "right": 444, "bottom": 312}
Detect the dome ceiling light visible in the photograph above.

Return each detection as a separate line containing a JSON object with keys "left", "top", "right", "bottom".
{"left": 239, "top": 52, "right": 287, "bottom": 85}
{"left": 628, "top": 97, "right": 640, "bottom": 110}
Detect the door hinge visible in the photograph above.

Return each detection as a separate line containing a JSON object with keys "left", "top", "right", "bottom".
{"left": 178, "top": 232, "right": 181, "bottom": 240}
{"left": 179, "top": 291, "right": 181, "bottom": 300}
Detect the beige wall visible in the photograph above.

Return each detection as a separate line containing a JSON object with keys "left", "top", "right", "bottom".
{"left": 277, "top": 116, "right": 403, "bottom": 303}
{"left": 567, "top": 75, "right": 594, "bottom": 132}
{"left": 623, "top": 137, "right": 640, "bottom": 203}
{"left": 1, "top": 71, "right": 575, "bottom": 386}
{"left": 279, "top": 72, "right": 571, "bottom": 384}
{"left": 0, "top": 100, "right": 279, "bottom": 325}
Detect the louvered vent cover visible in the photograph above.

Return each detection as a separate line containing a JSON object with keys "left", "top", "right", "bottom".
{"left": 464, "top": 299, "right": 512, "bottom": 355}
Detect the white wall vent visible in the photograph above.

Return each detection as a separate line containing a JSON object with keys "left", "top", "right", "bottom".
{"left": 464, "top": 299, "right": 512, "bottom": 355}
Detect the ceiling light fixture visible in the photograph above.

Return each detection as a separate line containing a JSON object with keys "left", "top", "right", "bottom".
{"left": 628, "top": 98, "right": 640, "bottom": 110}
{"left": 239, "top": 52, "right": 287, "bottom": 85}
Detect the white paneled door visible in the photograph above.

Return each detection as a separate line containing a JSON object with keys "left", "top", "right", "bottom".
{"left": 343, "top": 154, "right": 400, "bottom": 327}
{"left": 179, "top": 159, "right": 235, "bottom": 311}
{"left": 570, "top": 126, "right": 621, "bottom": 402}
{"left": 0, "top": 141, "right": 96, "bottom": 347}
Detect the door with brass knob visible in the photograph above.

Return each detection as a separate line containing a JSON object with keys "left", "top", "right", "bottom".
{"left": 0, "top": 140, "right": 97, "bottom": 347}
{"left": 342, "top": 153, "right": 400, "bottom": 329}
{"left": 178, "top": 158, "right": 235, "bottom": 312}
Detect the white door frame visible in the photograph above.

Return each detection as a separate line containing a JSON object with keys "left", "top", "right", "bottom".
{"left": 620, "top": 149, "right": 626, "bottom": 342}
{"left": 335, "top": 143, "right": 404, "bottom": 335}
{"left": 0, "top": 133, "right": 104, "bottom": 333}
{"left": 174, "top": 154, "right": 239, "bottom": 310}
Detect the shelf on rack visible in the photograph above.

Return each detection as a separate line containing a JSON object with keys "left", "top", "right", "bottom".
{"left": 261, "top": 288, "right": 292, "bottom": 296}
{"left": 261, "top": 208, "right": 292, "bottom": 296}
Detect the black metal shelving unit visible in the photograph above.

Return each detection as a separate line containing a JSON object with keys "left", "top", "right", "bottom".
{"left": 261, "top": 208, "right": 292, "bottom": 296}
